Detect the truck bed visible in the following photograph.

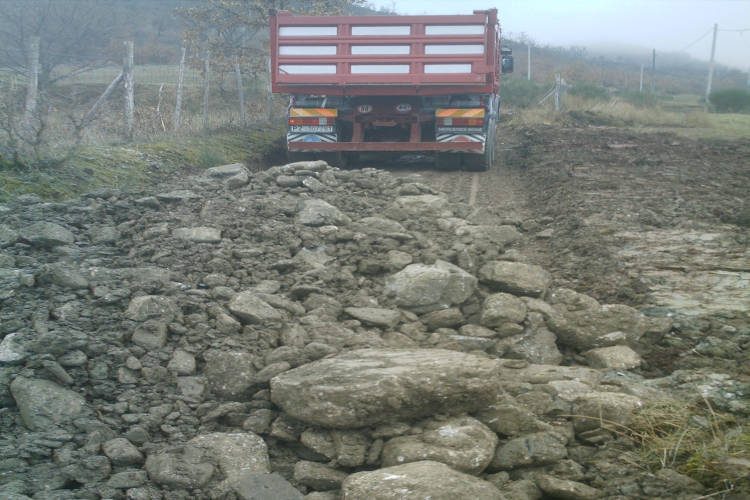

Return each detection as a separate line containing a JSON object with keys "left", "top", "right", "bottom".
{"left": 270, "top": 10, "right": 499, "bottom": 96}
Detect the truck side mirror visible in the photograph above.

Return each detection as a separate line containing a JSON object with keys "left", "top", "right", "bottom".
{"left": 501, "top": 48, "right": 514, "bottom": 74}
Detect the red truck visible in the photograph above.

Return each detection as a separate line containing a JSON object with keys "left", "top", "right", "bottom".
{"left": 269, "top": 8, "right": 513, "bottom": 170}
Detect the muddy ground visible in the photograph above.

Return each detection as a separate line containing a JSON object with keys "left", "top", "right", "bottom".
{"left": 375, "top": 120, "right": 750, "bottom": 378}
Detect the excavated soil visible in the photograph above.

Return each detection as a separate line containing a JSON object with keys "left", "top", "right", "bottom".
{"left": 0, "top": 117, "right": 748, "bottom": 500}
{"left": 384, "top": 122, "right": 750, "bottom": 378}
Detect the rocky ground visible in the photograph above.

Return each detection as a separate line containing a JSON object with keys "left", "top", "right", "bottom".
{"left": 0, "top": 122, "right": 748, "bottom": 500}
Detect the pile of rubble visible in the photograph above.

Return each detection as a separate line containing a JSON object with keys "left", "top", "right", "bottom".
{"left": 0, "top": 161, "right": 747, "bottom": 499}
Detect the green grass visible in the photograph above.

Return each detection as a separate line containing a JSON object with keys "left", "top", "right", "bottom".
{"left": 0, "top": 123, "right": 285, "bottom": 202}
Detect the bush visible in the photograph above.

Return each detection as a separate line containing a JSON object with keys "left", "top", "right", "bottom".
{"left": 500, "top": 78, "right": 545, "bottom": 108}
{"left": 709, "top": 89, "right": 750, "bottom": 113}
{"left": 568, "top": 83, "right": 609, "bottom": 101}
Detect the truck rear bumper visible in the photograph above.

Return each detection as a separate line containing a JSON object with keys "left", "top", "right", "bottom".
{"left": 288, "top": 141, "right": 484, "bottom": 153}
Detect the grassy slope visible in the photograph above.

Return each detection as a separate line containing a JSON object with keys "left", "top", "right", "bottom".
{"left": 0, "top": 124, "right": 285, "bottom": 202}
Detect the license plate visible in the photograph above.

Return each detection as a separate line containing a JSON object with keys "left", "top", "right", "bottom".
{"left": 437, "top": 127, "right": 484, "bottom": 134}
{"left": 290, "top": 125, "right": 335, "bottom": 133}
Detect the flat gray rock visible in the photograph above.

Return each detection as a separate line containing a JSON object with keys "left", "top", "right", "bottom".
{"left": 296, "top": 199, "right": 350, "bottom": 226}
{"left": 0, "top": 332, "right": 28, "bottom": 364}
{"left": 0, "top": 224, "right": 19, "bottom": 247}
{"left": 38, "top": 262, "right": 89, "bottom": 289}
{"left": 125, "top": 295, "right": 178, "bottom": 322}
{"left": 270, "top": 348, "right": 503, "bottom": 428}
{"left": 10, "top": 377, "right": 86, "bottom": 430}
{"left": 381, "top": 416, "right": 498, "bottom": 474}
{"left": 480, "top": 292, "right": 527, "bottom": 327}
{"left": 490, "top": 431, "right": 568, "bottom": 470}
{"left": 478, "top": 261, "right": 552, "bottom": 297}
{"left": 584, "top": 345, "right": 642, "bottom": 370}
{"left": 344, "top": 307, "right": 401, "bottom": 328}
{"left": 173, "top": 226, "right": 222, "bottom": 243}
{"left": 536, "top": 474, "right": 601, "bottom": 500}
{"left": 548, "top": 288, "right": 648, "bottom": 350}
{"left": 204, "top": 163, "right": 249, "bottom": 178}
{"left": 186, "top": 432, "right": 270, "bottom": 490}
{"left": 229, "top": 291, "right": 284, "bottom": 324}
{"left": 19, "top": 222, "right": 75, "bottom": 248}
{"left": 203, "top": 350, "right": 256, "bottom": 400}
{"left": 341, "top": 461, "right": 503, "bottom": 500}
{"left": 156, "top": 189, "right": 201, "bottom": 201}
{"left": 233, "top": 473, "right": 303, "bottom": 500}
{"left": 385, "top": 260, "right": 477, "bottom": 311}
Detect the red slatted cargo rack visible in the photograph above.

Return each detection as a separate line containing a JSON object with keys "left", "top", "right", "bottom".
{"left": 269, "top": 8, "right": 514, "bottom": 169}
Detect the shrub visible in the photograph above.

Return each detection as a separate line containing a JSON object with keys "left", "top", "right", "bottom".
{"left": 568, "top": 83, "right": 609, "bottom": 101}
{"left": 709, "top": 89, "right": 750, "bottom": 113}
{"left": 500, "top": 78, "right": 545, "bottom": 108}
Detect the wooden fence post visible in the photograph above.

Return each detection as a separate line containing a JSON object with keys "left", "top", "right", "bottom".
{"left": 174, "top": 46, "right": 186, "bottom": 131}
{"left": 203, "top": 46, "right": 210, "bottom": 131}
{"left": 235, "top": 57, "right": 246, "bottom": 125}
{"left": 123, "top": 41, "right": 135, "bottom": 140}
{"left": 22, "top": 36, "right": 40, "bottom": 140}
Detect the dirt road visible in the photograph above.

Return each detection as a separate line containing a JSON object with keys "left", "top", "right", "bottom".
{"left": 371, "top": 121, "right": 750, "bottom": 376}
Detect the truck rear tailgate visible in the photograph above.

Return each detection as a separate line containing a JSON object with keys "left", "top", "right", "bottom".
{"left": 270, "top": 10, "right": 499, "bottom": 96}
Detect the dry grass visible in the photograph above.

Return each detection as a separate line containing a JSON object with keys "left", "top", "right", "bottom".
{"left": 613, "top": 399, "right": 750, "bottom": 492}
{"left": 511, "top": 93, "right": 750, "bottom": 141}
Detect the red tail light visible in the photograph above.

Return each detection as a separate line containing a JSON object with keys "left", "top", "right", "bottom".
{"left": 437, "top": 117, "right": 484, "bottom": 126}
{"left": 289, "top": 117, "right": 331, "bottom": 126}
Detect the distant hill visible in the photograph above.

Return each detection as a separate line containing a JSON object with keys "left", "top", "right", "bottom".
{"left": 503, "top": 38, "right": 746, "bottom": 95}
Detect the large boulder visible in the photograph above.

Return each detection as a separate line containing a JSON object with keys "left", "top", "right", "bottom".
{"left": 270, "top": 349, "right": 503, "bottom": 428}
{"left": 381, "top": 416, "right": 498, "bottom": 474}
{"left": 387, "top": 195, "right": 450, "bottom": 217}
{"left": 548, "top": 288, "right": 648, "bottom": 349}
{"left": 228, "top": 292, "right": 284, "bottom": 324}
{"left": 185, "top": 432, "right": 270, "bottom": 491}
{"left": 478, "top": 261, "right": 551, "bottom": 297}
{"left": 38, "top": 262, "right": 89, "bottom": 289}
{"left": 341, "top": 461, "right": 503, "bottom": 500}
{"left": 10, "top": 377, "right": 86, "bottom": 430}
{"left": 0, "top": 224, "right": 20, "bottom": 247}
{"left": 385, "top": 261, "right": 477, "bottom": 312}
{"left": 297, "top": 199, "right": 350, "bottom": 226}
{"left": 19, "top": 222, "right": 75, "bottom": 248}
{"left": 490, "top": 431, "right": 568, "bottom": 470}
{"left": 125, "top": 295, "right": 178, "bottom": 322}
{"left": 480, "top": 293, "right": 527, "bottom": 327}
{"left": 344, "top": 307, "right": 401, "bottom": 328}
{"left": 203, "top": 350, "right": 257, "bottom": 400}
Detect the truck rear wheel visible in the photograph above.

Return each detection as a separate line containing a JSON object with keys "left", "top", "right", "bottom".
{"left": 463, "top": 119, "right": 496, "bottom": 171}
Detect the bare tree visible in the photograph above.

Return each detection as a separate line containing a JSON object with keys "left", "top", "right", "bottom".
{"left": 0, "top": 0, "right": 119, "bottom": 93}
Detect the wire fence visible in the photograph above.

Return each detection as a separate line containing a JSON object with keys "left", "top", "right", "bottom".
{"left": 0, "top": 43, "right": 276, "bottom": 156}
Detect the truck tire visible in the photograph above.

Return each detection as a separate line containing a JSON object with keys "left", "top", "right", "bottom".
{"left": 463, "top": 119, "right": 496, "bottom": 171}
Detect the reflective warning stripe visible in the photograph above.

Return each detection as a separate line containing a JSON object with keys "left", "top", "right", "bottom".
{"left": 435, "top": 108, "right": 485, "bottom": 118}
{"left": 289, "top": 108, "right": 338, "bottom": 117}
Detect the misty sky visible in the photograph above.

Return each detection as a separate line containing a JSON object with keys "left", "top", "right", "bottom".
{"left": 368, "top": 0, "right": 750, "bottom": 69}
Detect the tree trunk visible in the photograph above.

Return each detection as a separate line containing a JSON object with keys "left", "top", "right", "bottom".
{"left": 174, "top": 46, "right": 186, "bottom": 131}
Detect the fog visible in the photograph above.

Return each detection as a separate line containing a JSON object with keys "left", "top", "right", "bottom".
{"left": 370, "top": 0, "right": 750, "bottom": 70}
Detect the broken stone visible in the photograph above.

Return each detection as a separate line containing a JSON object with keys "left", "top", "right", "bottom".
{"left": 271, "top": 348, "right": 502, "bottom": 428}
